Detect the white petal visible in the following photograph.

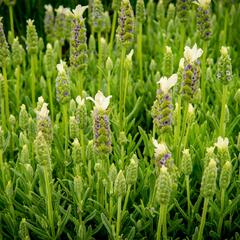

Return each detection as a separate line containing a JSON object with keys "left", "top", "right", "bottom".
{"left": 76, "top": 96, "right": 85, "bottom": 105}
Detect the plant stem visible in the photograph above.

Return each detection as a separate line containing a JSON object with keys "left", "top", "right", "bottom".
{"left": 109, "top": 10, "right": 117, "bottom": 53}
{"left": 15, "top": 65, "right": 21, "bottom": 110}
{"left": 185, "top": 175, "right": 191, "bottom": 218}
{"left": 217, "top": 189, "right": 225, "bottom": 236}
{"left": 47, "top": 76, "right": 54, "bottom": 121}
{"left": 201, "top": 41, "right": 208, "bottom": 110}
{"left": 219, "top": 85, "right": 228, "bottom": 137}
{"left": 138, "top": 23, "right": 143, "bottom": 82}
{"left": 97, "top": 32, "right": 102, "bottom": 90}
{"left": 197, "top": 197, "right": 209, "bottom": 240}
{"left": 107, "top": 70, "right": 111, "bottom": 96}
{"left": 62, "top": 104, "right": 69, "bottom": 160}
{"left": 1, "top": 99, "right": 5, "bottom": 130}
{"left": 9, "top": 5, "right": 14, "bottom": 38}
{"left": 109, "top": 183, "right": 114, "bottom": 224}
{"left": 3, "top": 67, "right": 9, "bottom": 126}
{"left": 122, "top": 185, "right": 131, "bottom": 214}
{"left": 180, "top": 24, "right": 185, "bottom": 55}
{"left": 80, "top": 129, "right": 85, "bottom": 165}
{"left": 119, "top": 47, "right": 126, "bottom": 131}
{"left": 31, "top": 55, "right": 36, "bottom": 107}
{"left": 43, "top": 165, "right": 55, "bottom": 238}
{"left": 116, "top": 196, "right": 122, "bottom": 240}
{"left": 123, "top": 68, "right": 129, "bottom": 129}
{"left": 157, "top": 204, "right": 167, "bottom": 240}
{"left": 174, "top": 95, "right": 181, "bottom": 166}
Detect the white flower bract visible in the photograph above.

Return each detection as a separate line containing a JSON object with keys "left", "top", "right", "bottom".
{"left": 184, "top": 43, "right": 203, "bottom": 64}
{"left": 87, "top": 91, "right": 112, "bottom": 110}
{"left": 153, "top": 138, "right": 168, "bottom": 157}
{"left": 157, "top": 73, "right": 178, "bottom": 94}
{"left": 76, "top": 96, "right": 85, "bottom": 106}
{"left": 214, "top": 137, "right": 229, "bottom": 150}
{"left": 72, "top": 5, "right": 88, "bottom": 18}
{"left": 37, "top": 103, "right": 49, "bottom": 119}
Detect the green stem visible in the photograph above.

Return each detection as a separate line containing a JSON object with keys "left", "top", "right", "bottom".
{"left": 219, "top": 85, "right": 228, "bottom": 137}
{"left": 185, "top": 175, "right": 191, "bottom": 218}
{"left": 107, "top": 71, "right": 111, "bottom": 96}
{"left": 180, "top": 24, "right": 185, "bottom": 55}
{"left": 197, "top": 197, "right": 209, "bottom": 240}
{"left": 217, "top": 189, "right": 225, "bottom": 236}
{"left": 157, "top": 204, "right": 167, "bottom": 240}
{"left": 122, "top": 185, "right": 131, "bottom": 214}
{"left": 223, "top": 10, "right": 228, "bottom": 45}
{"left": 201, "top": 41, "right": 208, "bottom": 110}
{"left": 1, "top": 99, "right": 5, "bottom": 130}
{"left": 116, "top": 196, "right": 122, "bottom": 240}
{"left": 109, "top": 10, "right": 117, "bottom": 53}
{"left": 123, "top": 68, "right": 129, "bottom": 130}
{"left": 119, "top": 47, "right": 126, "bottom": 131}
{"left": 43, "top": 165, "right": 55, "bottom": 238}
{"left": 109, "top": 183, "right": 114, "bottom": 224}
{"left": 62, "top": 104, "right": 69, "bottom": 160}
{"left": 138, "top": 23, "right": 143, "bottom": 82}
{"left": 174, "top": 96, "right": 181, "bottom": 166}
{"left": 47, "top": 76, "right": 54, "bottom": 121}
{"left": 31, "top": 55, "right": 36, "bottom": 107}
{"left": 9, "top": 5, "right": 14, "bottom": 38}
{"left": 97, "top": 32, "right": 102, "bottom": 90}
{"left": 3, "top": 67, "right": 9, "bottom": 126}
{"left": 15, "top": 65, "right": 20, "bottom": 110}
{"left": 80, "top": 129, "right": 85, "bottom": 165}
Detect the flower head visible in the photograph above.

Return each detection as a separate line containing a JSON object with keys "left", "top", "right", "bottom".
{"left": 72, "top": 4, "right": 88, "bottom": 18}
{"left": 37, "top": 103, "right": 49, "bottom": 119}
{"left": 153, "top": 138, "right": 168, "bottom": 157}
{"left": 196, "top": 0, "right": 211, "bottom": 8}
{"left": 56, "top": 60, "right": 67, "bottom": 74}
{"left": 157, "top": 74, "right": 178, "bottom": 94}
{"left": 184, "top": 43, "right": 203, "bottom": 64}
{"left": 76, "top": 96, "right": 85, "bottom": 106}
{"left": 214, "top": 137, "right": 229, "bottom": 150}
{"left": 220, "top": 46, "right": 228, "bottom": 56}
{"left": 87, "top": 91, "right": 112, "bottom": 111}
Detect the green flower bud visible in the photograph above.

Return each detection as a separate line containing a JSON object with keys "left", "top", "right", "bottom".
{"left": 72, "top": 138, "right": 81, "bottom": 165}
{"left": 167, "top": 3, "right": 175, "bottom": 23}
{"left": 38, "top": 37, "right": 44, "bottom": 53}
{"left": 112, "top": 0, "right": 120, "bottom": 11}
{"left": 24, "top": 163, "right": 34, "bottom": 181}
{"left": 114, "top": 170, "right": 126, "bottom": 197}
{"left": 36, "top": 103, "right": 53, "bottom": 145}
{"left": 64, "top": 8, "right": 73, "bottom": 41}
{"left": 74, "top": 175, "right": 83, "bottom": 203}
{"left": 19, "top": 131, "right": 29, "bottom": 147}
{"left": 70, "top": 5, "right": 88, "bottom": 71}
{"left": 20, "top": 144, "right": 30, "bottom": 164}
{"left": 56, "top": 61, "right": 71, "bottom": 104}
{"left": 19, "top": 105, "right": 29, "bottom": 131}
{"left": 44, "top": 43, "right": 55, "bottom": 79}
{"left": 91, "top": 0, "right": 105, "bottom": 33}
{"left": 26, "top": 19, "right": 38, "bottom": 55}
{"left": 101, "top": 37, "right": 109, "bottom": 65}
{"left": 34, "top": 131, "right": 51, "bottom": 166}
{"left": 200, "top": 159, "right": 217, "bottom": 198}
{"left": 5, "top": 180, "right": 13, "bottom": 199}
{"left": 19, "top": 218, "right": 30, "bottom": 240}
{"left": 106, "top": 57, "right": 113, "bottom": 72}
{"left": 126, "top": 155, "right": 138, "bottom": 185}
{"left": 109, "top": 163, "right": 117, "bottom": 182}
{"left": 203, "top": 146, "right": 215, "bottom": 169}
{"left": 219, "top": 161, "right": 232, "bottom": 190}
{"left": 163, "top": 46, "right": 173, "bottom": 77}
{"left": 176, "top": 0, "right": 191, "bottom": 23}
{"left": 69, "top": 99, "right": 77, "bottom": 116}
{"left": 89, "top": 34, "right": 96, "bottom": 52}
{"left": 44, "top": 5, "right": 55, "bottom": 43}
{"left": 104, "top": 11, "right": 111, "bottom": 33}
{"left": 76, "top": 96, "right": 87, "bottom": 130}
{"left": 237, "top": 133, "right": 240, "bottom": 151}
{"left": 0, "top": 126, "right": 4, "bottom": 149}
{"left": 156, "top": 0, "right": 165, "bottom": 24}
{"left": 8, "top": 30, "right": 14, "bottom": 45}
{"left": 55, "top": 6, "right": 67, "bottom": 45}
{"left": 196, "top": 0, "right": 212, "bottom": 40}
{"left": 214, "top": 136, "right": 230, "bottom": 168}
{"left": 146, "top": 0, "right": 155, "bottom": 21}
{"left": 86, "top": 140, "right": 95, "bottom": 162}
{"left": 150, "top": 59, "right": 157, "bottom": 72}
{"left": 117, "top": 0, "right": 135, "bottom": 48}
{"left": 69, "top": 116, "right": 79, "bottom": 139}
{"left": 155, "top": 166, "right": 172, "bottom": 205}
{"left": 217, "top": 46, "right": 232, "bottom": 84}
{"left": 11, "top": 37, "right": 24, "bottom": 67}
{"left": 36, "top": 96, "right": 45, "bottom": 111}
{"left": 28, "top": 117, "right": 36, "bottom": 141}
{"left": 0, "top": 17, "right": 10, "bottom": 68}
{"left": 9, "top": 114, "right": 16, "bottom": 129}
{"left": 181, "top": 149, "right": 192, "bottom": 175}
{"left": 136, "top": 0, "right": 146, "bottom": 23}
